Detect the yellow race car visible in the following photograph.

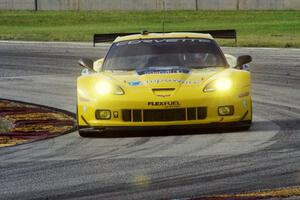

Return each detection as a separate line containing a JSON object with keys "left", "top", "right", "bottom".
{"left": 77, "top": 30, "right": 252, "bottom": 137}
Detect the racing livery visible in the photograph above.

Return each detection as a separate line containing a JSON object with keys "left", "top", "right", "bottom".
{"left": 77, "top": 31, "right": 252, "bottom": 136}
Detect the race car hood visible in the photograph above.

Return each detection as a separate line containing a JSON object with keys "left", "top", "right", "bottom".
{"left": 99, "top": 67, "right": 230, "bottom": 94}
{"left": 77, "top": 66, "right": 249, "bottom": 100}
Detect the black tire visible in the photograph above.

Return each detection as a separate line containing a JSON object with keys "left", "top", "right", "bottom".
{"left": 78, "top": 128, "right": 93, "bottom": 137}
{"left": 243, "top": 98, "right": 253, "bottom": 130}
{"left": 225, "top": 120, "right": 252, "bottom": 132}
{"left": 240, "top": 121, "right": 252, "bottom": 130}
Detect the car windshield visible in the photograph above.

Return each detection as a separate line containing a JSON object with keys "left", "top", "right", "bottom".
{"left": 103, "top": 38, "right": 227, "bottom": 71}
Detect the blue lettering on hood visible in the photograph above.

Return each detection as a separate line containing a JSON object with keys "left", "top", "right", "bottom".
{"left": 136, "top": 66, "right": 190, "bottom": 75}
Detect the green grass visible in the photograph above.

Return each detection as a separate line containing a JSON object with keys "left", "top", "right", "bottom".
{"left": 0, "top": 10, "right": 299, "bottom": 47}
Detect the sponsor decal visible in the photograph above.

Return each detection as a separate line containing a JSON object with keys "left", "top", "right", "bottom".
{"left": 127, "top": 79, "right": 200, "bottom": 86}
{"left": 148, "top": 101, "right": 180, "bottom": 107}
{"left": 116, "top": 38, "right": 211, "bottom": 47}
{"left": 136, "top": 67, "right": 190, "bottom": 75}
{"left": 145, "top": 79, "right": 200, "bottom": 85}
{"left": 128, "top": 81, "right": 142, "bottom": 86}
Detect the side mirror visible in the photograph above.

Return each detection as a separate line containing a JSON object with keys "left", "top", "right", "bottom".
{"left": 78, "top": 58, "right": 94, "bottom": 70}
{"left": 81, "top": 68, "right": 90, "bottom": 76}
{"left": 241, "top": 64, "right": 250, "bottom": 71}
{"left": 236, "top": 55, "right": 252, "bottom": 69}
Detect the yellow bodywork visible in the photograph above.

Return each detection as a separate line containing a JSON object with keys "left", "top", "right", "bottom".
{"left": 77, "top": 32, "right": 252, "bottom": 129}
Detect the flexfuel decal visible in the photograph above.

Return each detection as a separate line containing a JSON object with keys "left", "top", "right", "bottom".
{"left": 148, "top": 101, "right": 180, "bottom": 107}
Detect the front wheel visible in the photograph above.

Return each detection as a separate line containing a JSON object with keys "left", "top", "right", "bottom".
{"left": 78, "top": 127, "right": 93, "bottom": 137}
{"left": 243, "top": 98, "right": 253, "bottom": 130}
{"left": 240, "top": 120, "right": 252, "bottom": 130}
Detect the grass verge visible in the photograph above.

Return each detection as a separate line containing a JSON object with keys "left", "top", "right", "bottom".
{"left": 0, "top": 10, "right": 299, "bottom": 47}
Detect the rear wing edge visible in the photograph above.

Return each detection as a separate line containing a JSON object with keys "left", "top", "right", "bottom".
{"left": 93, "top": 29, "right": 237, "bottom": 47}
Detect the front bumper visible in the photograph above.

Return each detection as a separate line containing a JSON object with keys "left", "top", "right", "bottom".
{"left": 78, "top": 120, "right": 252, "bottom": 132}
{"left": 77, "top": 85, "right": 252, "bottom": 128}
{"left": 78, "top": 98, "right": 252, "bottom": 127}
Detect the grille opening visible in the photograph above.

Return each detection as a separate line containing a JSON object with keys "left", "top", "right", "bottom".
{"left": 187, "top": 107, "right": 197, "bottom": 120}
{"left": 197, "top": 107, "right": 207, "bottom": 119}
{"left": 143, "top": 108, "right": 185, "bottom": 122}
{"left": 122, "top": 109, "right": 131, "bottom": 122}
{"left": 122, "top": 107, "right": 207, "bottom": 122}
{"left": 133, "top": 109, "right": 142, "bottom": 122}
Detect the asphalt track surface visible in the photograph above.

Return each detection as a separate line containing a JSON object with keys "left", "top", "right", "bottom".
{"left": 0, "top": 41, "right": 299, "bottom": 200}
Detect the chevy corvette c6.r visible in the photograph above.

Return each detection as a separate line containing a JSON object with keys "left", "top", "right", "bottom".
{"left": 77, "top": 31, "right": 252, "bottom": 137}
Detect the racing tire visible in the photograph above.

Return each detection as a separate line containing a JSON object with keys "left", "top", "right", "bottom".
{"left": 240, "top": 121, "right": 252, "bottom": 131}
{"left": 78, "top": 128, "right": 93, "bottom": 137}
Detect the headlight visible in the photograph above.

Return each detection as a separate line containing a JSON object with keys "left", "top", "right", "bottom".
{"left": 203, "top": 78, "right": 232, "bottom": 92}
{"left": 95, "top": 81, "right": 124, "bottom": 95}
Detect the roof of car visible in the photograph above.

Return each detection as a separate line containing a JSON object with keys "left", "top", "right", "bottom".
{"left": 113, "top": 32, "right": 214, "bottom": 43}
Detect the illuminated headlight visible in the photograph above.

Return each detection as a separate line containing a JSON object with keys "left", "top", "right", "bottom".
{"left": 203, "top": 78, "right": 232, "bottom": 92}
{"left": 95, "top": 81, "right": 124, "bottom": 95}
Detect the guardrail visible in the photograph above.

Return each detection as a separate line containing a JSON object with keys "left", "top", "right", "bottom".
{"left": 0, "top": 0, "right": 299, "bottom": 11}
